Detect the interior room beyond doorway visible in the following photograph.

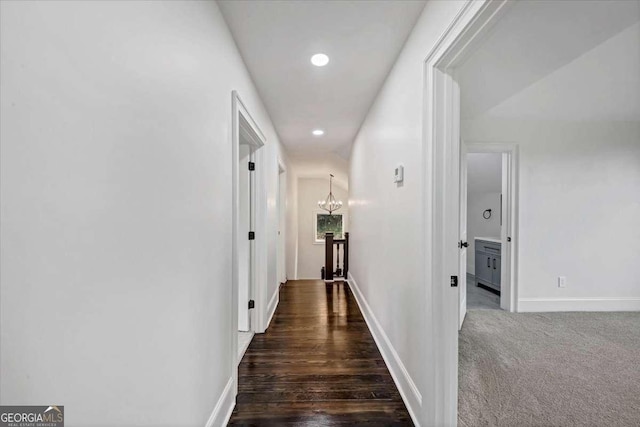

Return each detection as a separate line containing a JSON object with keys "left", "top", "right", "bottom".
{"left": 466, "top": 152, "right": 502, "bottom": 310}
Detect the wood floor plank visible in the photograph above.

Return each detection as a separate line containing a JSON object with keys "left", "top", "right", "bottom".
{"left": 229, "top": 280, "right": 413, "bottom": 425}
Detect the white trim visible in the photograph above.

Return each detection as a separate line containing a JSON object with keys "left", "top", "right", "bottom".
{"left": 519, "top": 297, "right": 640, "bottom": 312}
{"left": 277, "top": 160, "right": 287, "bottom": 285}
{"left": 348, "top": 272, "right": 422, "bottom": 427}
{"left": 265, "top": 287, "right": 280, "bottom": 329}
{"left": 253, "top": 147, "right": 268, "bottom": 333}
{"left": 204, "top": 377, "right": 235, "bottom": 427}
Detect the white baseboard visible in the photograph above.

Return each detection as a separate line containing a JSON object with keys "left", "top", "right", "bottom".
{"left": 347, "top": 272, "right": 422, "bottom": 427}
{"left": 204, "top": 377, "right": 234, "bottom": 427}
{"left": 519, "top": 297, "right": 640, "bottom": 312}
{"left": 265, "top": 287, "right": 279, "bottom": 330}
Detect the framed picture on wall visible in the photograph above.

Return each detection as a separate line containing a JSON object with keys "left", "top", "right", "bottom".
{"left": 314, "top": 212, "right": 345, "bottom": 243}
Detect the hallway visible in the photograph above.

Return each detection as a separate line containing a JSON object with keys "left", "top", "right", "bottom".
{"left": 229, "top": 280, "right": 413, "bottom": 425}
{"left": 2, "top": 2, "right": 639, "bottom": 426}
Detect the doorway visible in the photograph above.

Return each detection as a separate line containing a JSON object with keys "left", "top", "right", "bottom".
{"left": 232, "top": 91, "right": 266, "bottom": 365}
{"left": 421, "top": 1, "right": 513, "bottom": 423}
{"left": 237, "top": 141, "right": 255, "bottom": 334}
{"left": 277, "top": 162, "right": 286, "bottom": 286}
{"left": 458, "top": 144, "right": 519, "bottom": 328}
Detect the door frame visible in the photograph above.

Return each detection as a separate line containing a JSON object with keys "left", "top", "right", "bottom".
{"left": 421, "top": 0, "right": 513, "bottom": 424}
{"left": 458, "top": 142, "right": 468, "bottom": 329}
{"left": 231, "top": 91, "right": 266, "bottom": 387}
{"left": 277, "top": 160, "right": 287, "bottom": 285}
{"left": 237, "top": 143, "right": 255, "bottom": 333}
{"left": 464, "top": 143, "right": 519, "bottom": 313}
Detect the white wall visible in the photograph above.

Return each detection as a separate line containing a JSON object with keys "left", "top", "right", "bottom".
{"left": 347, "top": 1, "right": 466, "bottom": 425}
{"left": 285, "top": 164, "right": 299, "bottom": 281}
{"left": 296, "top": 178, "right": 349, "bottom": 279}
{"left": 0, "top": 1, "right": 288, "bottom": 426}
{"left": 466, "top": 153, "right": 502, "bottom": 274}
{"left": 462, "top": 119, "right": 640, "bottom": 310}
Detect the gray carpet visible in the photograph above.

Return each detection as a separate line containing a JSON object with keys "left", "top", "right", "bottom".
{"left": 459, "top": 310, "right": 640, "bottom": 427}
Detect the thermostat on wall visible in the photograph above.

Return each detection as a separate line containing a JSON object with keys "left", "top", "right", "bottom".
{"left": 394, "top": 165, "right": 404, "bottom": 183}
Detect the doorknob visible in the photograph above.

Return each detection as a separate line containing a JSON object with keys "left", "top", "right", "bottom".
{"left": 459, "top": 240, "right": 469, "bottom": 248}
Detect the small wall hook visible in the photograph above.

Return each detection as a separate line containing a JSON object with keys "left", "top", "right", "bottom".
{"left": 483, "top": 209, "right": 492, "bottom": 219}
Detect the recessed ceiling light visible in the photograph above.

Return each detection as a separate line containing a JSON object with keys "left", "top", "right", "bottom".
{"left": 312, "top": 129, "right": 325, "bottom": 136}
{"left": 310, "top": 53, "right": 329, "bottom": 67}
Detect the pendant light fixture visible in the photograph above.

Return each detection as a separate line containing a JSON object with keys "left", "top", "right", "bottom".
{"left": 318, "top": 174, "right": 342, "bottom": 214}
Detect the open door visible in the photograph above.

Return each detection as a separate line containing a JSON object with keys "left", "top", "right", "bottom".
{"left": 500, "top": 152, "right": 511, "bottom": 311}
{"left": 238, "top": 144, "right": 254, "bottom": 332}
{"left": 277, "top": 164, "right": 286, "bottom": 285}
{"left": 458, "top": 142, "right": 468, "bottom": 329}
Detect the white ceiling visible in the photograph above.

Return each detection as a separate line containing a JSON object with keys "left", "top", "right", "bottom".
{"left": 485, "top": 22, "right": 640, "bottom": 121}
{"left": 459, "top": 0, "right": 640, "bottom": 120}
{"left": 218, "top": 0, "right": 426, "bottom": 160}
{"left": 288, "top": 150, "right": 350, "bottom": 189}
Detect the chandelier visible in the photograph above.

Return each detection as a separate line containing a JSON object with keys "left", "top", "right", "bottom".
{"left": 318, "top": 174, "right": 343, "bottom": 214}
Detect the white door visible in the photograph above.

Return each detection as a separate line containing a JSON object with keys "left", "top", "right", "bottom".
{"left": 500, "top": 153, "right": 510, "bottom": 311}
{"left": 277, "top": 166, "right": 286, "bottom": 284}
{"left": 458, "top": 142, "right": 468, "bottom": 329}
{"left": 248, "top": 150, "right": 256, "bottom": 329}
{"left": 238, "top": 145, "right": 252, "bottom": 332}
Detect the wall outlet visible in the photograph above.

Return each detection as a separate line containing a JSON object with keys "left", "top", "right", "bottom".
{"left": 394, "top": 165, "right": 404, "bottom": 183}
{"left": 558, "top": 276, "right": 567, "bottom": 288}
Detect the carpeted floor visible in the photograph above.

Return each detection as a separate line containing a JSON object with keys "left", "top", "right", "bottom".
{"left": 459, "top": 310, "right": 640, "bottom": 427}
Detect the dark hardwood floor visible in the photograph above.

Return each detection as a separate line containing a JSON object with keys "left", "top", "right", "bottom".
{"left": 229, "top": 280, "right": 413, "bottom": 426}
